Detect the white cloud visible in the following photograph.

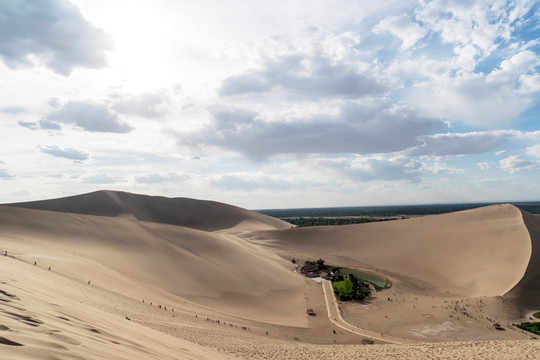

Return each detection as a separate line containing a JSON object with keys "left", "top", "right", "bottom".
{"left": 135, "top": 172, "right": 188, "bottom": 184}
{"left": 408, "top": 131, "right": 517, "bottom": 156}
{"left": 43, "top": 101, "right": 133, "bottom": 133}
{"left": 308, "top": 156, "right": 425, "bottom": 182}
{"left": 219, "top": 51, "right": 387, "bottom": 98}
{"left": 477, "top": 162, "right": 491, "bottom": 170}
{"left": 110, "top": 90, "right": 170, "bottom": 118}
{"left": 210, "top": 172, "right": 309, "bottom": 190}
{"left": 47, "top": 97, "right": 61, "bottom": 108}
{"left": 19, "top": 119, "right": 63, "bottom": 131}
{"left": 0, "top": 0, "right": 112, "bottom": 75}
{"left": 1, "top": 105, "right": 28, "bottom": 114}
{"left": 526, "top": 144, "right": 540, "bottom": 158}
{"left": 17, "top": 121, "right": 40, "bottom": 131}
{"left": 499, "top": 155, "right": 537, "bottom": 173}
{"left": 83, "top": 174, "right": 124, "bottom": 184}
{"left": 488, "top": 50, "right": 540, "bottom": 91}
{"left": 390, "top": 1, "right": 540, "bottom": 127}
{"left": 422, "top": 162, "right": 464, "bottom": 175}
{"left": 180, "top": 99, "right": 442, "bottom": 159}
{"left": 414, "top": 0, "right": 528, "bottom": 57}
{"left": 38, "top": 119, "right": 63, "bottom": 130}
{"left": 408, "top": 52, "right": 540, "bottom": 126}
{"left": 38, "top": 145, "right": 90, "bottom": 162}
{"left": 373, "top": 13, "right": 426, "bottom": 50}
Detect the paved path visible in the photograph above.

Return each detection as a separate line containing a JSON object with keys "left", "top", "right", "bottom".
{"left": 321, "top": 280, "right": 420, "bottom": 344}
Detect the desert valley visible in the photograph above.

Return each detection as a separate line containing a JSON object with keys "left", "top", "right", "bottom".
{"left": 1, "top": 190, "right": 540, "bottom": 359}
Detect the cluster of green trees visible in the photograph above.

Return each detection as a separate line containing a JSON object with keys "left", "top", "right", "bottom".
{"left": 283, "top": 217, "right": 396, "bottom": 227}
{"left": 332, "top": 274, "right": 371, "bottom": 301}
{"left": 516, "top": 322, "right": 540, "bottom": 335}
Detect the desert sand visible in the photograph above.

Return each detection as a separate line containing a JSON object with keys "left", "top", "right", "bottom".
{"left": 1, "top": 190, "right": 540, "bottom": 359}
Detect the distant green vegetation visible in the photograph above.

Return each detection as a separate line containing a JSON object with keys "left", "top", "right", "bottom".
{"left": 333, "top": 275, "right": 370, "bottom": 301}
{"left": 534, "top": 311, "right": 540, "bottom": 319}
{"left": 516, "top": 322, "right": 540, "bottom": 335}
{"left": 257, "top": 201, "right": 540, "bottom": 218}
{"left": 283, "top": 217, "right": 396, "bottom": 227}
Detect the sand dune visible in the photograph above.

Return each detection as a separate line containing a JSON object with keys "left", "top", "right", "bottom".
{"left": 2, "top": 192, "right": 540, "bottom": 359}
{"left": 248, "top": 204, "right": 534, "bottom": 298}
{"left": 504, "top": 209, "right": 540, "bottom": 310}
{"left": 6, "top": 190, "right": 290, "bottom": 231}
{"left": 0, "top": 204, "right": 306, "bottom": 326}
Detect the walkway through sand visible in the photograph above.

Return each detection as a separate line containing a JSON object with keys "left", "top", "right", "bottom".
{"left": 321, "top": 280, "right": 420, "bottom": 344}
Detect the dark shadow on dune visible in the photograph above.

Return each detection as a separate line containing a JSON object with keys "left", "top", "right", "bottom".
{"left": 0, "top": 290, "right": 17, "bottom": 299}
{"left": 504, "top": 211, "right": 540, "bottom": 311}
{"left": 0, "top": 336, "right": 23, "bottom": 346}
{"left": 3, "top": 311, "right": 43, "bottom": 327}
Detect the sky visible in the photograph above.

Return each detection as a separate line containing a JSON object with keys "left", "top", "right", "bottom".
{"left": 0, "top": 0, "right": 539, "bottom": 209}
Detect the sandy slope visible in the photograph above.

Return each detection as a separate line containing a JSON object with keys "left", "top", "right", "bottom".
{"left": 0, "top": 205, "right": 306, "bottom": 326}
{"left": 0, "top": 256, "right": 236, "bottom": 360}
{"left": 249, "top": 204, "right": 533, "bottom": 297}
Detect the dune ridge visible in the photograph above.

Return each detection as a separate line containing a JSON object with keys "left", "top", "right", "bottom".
{"left": 5, "top": 190, "right": 290, "bottom": 231}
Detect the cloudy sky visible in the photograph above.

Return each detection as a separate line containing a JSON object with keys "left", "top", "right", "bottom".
{"left": 1, "top": 0, "right": 539, "bottom": 209}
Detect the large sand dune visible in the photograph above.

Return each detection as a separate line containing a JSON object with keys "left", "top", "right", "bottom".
{"left": 6, "top": 190, "right": 290, "bottom": 231}
{"left": 249, "top": 204, "right": 536, "bottom": 299}
{"left": 2, "top": 192, "right": 540, "bottom": 359}
{"left": 0, "top": 203, "right": 306, "bottom": 326}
